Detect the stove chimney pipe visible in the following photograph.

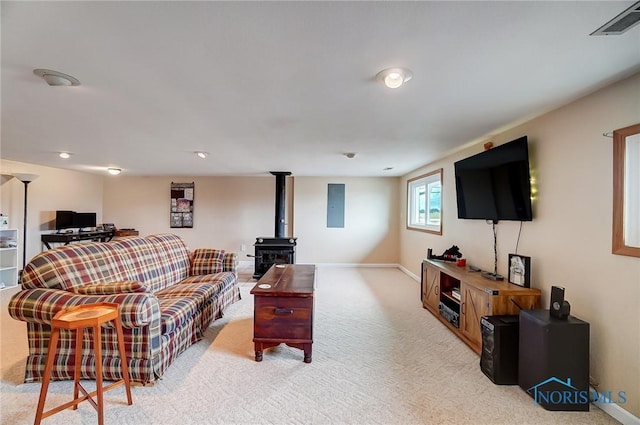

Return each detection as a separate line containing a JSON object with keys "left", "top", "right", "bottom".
{"left": 270, "top": 171, "right": 291, "bottom": 238}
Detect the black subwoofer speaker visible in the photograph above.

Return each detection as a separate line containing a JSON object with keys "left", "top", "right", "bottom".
{"left": 480, "top": 315, "right": 519, "bottom": 385}
{"left": 518, "top": 309, "right": 590, "bottom": 411}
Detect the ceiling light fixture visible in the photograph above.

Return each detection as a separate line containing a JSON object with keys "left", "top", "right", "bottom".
{"left": 377, "top": 68, "right": 413, "bottom": 89}
{"left": 196, "top": 151, "right": 208, "bottom": 159}
{"left": 59, "top": 152, "right": 71, "bottom": 159}
{"left": 33, "top": 69, "right": 80, "bottom": 86}
{"left": 344, "top": 152, "right": 356, "bottom": 159}
{"left": 107, "top": 168, "right": 122, "bottom": 175}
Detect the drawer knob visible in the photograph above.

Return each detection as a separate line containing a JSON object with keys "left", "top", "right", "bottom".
{"left": 274, "top": 308, "right": 294, "bottom": 315}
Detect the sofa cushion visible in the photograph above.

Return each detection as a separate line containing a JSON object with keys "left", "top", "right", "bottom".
{"left": 180, "top": 272, "right": 237, "bottom": 294}
{"left": 155, "top": 295, "right": 200, "bottom": 335}
{"left": 145, "top": 234, "right": 190, "bottom": 286}
{"left": 73, "top": 281, "right": 151, "bottom": 295}
{"left": 109, "top": 237, "right": 175, "bottom": 293}
{"left": 155, "top": 282, "right": 217, "bottom": 304}
{"left": 20, "top": 243, "right": 130, "bottom": 291}
{"left": 190, "top": 249, "right": 225, "bottom": 275}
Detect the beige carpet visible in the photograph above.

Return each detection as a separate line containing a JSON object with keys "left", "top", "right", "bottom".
{"left": 0, "top": 266, "right": 619, "bottom": 424}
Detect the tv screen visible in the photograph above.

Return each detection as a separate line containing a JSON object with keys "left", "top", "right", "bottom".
{"left": 55, "top": 210, "right": 76, "bottom": 230}
{"left": 75, "top": 212, "right": 97, "bottom": 229}
{"left": 454, "top": 136, "right": 533, "bottom": 221}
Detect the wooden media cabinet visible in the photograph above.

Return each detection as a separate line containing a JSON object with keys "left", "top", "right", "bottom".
{"left": 421, "top": 259, "right": 541, "bottom": 354}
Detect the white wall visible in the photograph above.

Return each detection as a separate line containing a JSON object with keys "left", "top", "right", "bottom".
{"left": 0, "top": 160, "right": 104, "bottom": 268}
{"left": 293, "top": 177, "right": 400, "bottom": 264}
{"left": 400, "top": 71, "right": 640, "bottom": 418}
{"left": 0, "top": 167, "right": 401, "bottom": 265}
{"left": 103, "top": 176, "right": 276, "bottom": 253}
{"left": 102, "top": 175, "right": 400, "bottom": 264}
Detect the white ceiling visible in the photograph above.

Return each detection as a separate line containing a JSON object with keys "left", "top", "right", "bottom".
{"left": 2, "top": 1, "right": 640, "bottom": 177}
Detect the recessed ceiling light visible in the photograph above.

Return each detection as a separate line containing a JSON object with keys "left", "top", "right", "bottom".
{"left": 196, "top": 151, "right": 208, "bottom": 159}
{"left": 59, "top": 152, "right": 71, "bottom": 159}
{"left": 107, "top": 168, "right": 122, "bottom": 175}
{"left": 376, "top": 68, "right": 413, "bottom": 89}
{"left": 33, "top": 69, "right": 80, "bottom": 86}
{"left": 383, "top": 167, "right": 394, "bottom": 171}
{"left": 344, "top": 152, "right": 356, "bottom": 159}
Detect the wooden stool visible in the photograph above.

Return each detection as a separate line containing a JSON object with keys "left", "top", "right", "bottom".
{"left": 34, "top": 303, "right": 133, "bottom": 425}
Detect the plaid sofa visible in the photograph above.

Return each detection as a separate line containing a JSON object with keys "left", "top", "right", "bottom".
{"left": 7, "top": 233, "right": 241, "bottom": 385}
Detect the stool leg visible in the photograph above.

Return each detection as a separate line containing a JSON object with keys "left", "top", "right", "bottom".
{"left": 72, "top": 328, "right": 83, "bottom": 410}
{"left": 34, "top": 327, "right": 60, "bottom": 425}
{"left": 114, "top": 316, "right": 133, "bottom": 405}
{"left": 94, "top": 325, "right": 104, "bottom": 425}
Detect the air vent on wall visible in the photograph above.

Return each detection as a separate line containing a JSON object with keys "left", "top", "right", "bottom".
{"left": 591, "top": 1, "right": 640, "bottom": 35}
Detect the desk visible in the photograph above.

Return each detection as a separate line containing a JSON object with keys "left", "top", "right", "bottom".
{"left": 114, "top": 229, "right": 139, "bottom": 237}
{"left": 41, "top": 230, "right": 115, "bottom": 250}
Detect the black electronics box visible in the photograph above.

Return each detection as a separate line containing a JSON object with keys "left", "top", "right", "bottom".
{"left": 480, "top": 315, "right": 520, "bottom": 385}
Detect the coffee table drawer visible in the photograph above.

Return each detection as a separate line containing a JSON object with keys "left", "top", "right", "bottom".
{"left": 254, "top": 296, "right": 313, "bottom": 340}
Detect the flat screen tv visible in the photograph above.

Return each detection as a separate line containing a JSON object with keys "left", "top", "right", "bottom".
{"left": 75, "top": 212, "right": 97, "bottom": 229}
{"left": 55, "top": 210, "right": 76, "bottom": 230}
{"left": 454, "top": 136, "right": 533, "bottom": 222}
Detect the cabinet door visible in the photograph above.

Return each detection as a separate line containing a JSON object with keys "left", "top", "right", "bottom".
{"left": 460, "top": 283, "right": 491, "bottom": 346}
{"left": 421, "top": 262, "right": 440, "bottom": 311}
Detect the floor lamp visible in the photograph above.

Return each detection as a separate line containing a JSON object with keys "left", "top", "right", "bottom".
{"left": 13, "top": 173, "right": 39, "bottom": 272}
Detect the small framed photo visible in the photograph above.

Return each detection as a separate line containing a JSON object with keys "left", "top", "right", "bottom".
{"left": 508, "top": 254, "right": 531, "bottom": 287}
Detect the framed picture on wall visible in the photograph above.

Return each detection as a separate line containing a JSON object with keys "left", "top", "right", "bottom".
{"left": 508, "top": 254, "right": 531, "bottom": 287}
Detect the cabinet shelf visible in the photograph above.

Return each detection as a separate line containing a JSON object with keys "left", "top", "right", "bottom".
{"left": 441, "top": 291, "right": 460, "bottom": 305}
{"left": 0, "top": 229, "right": 19, "bottom": 290}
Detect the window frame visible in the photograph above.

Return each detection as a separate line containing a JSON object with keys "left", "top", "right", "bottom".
{"left": 406, "top": 168, "right": 442, "bottom": 235}
{"left": 612, "top": 123, "right": 640, "bottom": 257}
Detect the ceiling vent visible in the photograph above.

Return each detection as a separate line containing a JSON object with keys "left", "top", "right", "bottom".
{"left": 591, "top": 1, "right": 640, "bottom": 35}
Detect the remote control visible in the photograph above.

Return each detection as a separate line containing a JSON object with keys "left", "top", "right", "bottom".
{"left": 469, "top": 266, "right": 482, "bottom": 272}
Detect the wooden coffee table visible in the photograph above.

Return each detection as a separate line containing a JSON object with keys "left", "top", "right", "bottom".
{"left": 250, "top": 264, "right": 315, "bottom": 363}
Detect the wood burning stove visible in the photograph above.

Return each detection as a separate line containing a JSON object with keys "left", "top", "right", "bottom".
{"left": 252, "top": 237, "right": 297, "bottom": 279}
{"left": 251, "top": 171, "right": 297, "bottom": 279}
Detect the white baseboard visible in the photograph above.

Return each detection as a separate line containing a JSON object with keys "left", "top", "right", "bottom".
{"left": 242, "top": 262, "right": 423, "bottom": 282}
{"left": 311, "top": 263, "right": 422, "bottom": 283}
{"left": 316, "top": 263, "right": 399, "bottom": 269}
{"left": 397, "top": 264, "right": 420, "bottom": 282}
{"left": 590, "top": 387, "right": 640, "bottom": 425}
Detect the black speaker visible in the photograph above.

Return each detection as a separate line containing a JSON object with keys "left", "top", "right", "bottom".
{"left": 480, "top": 315, "right": 519, "bottom": 385}
{"left": 550, "top": 285, "right": 570, "bottom": 319}
{"left": 519, "top": 309, "right": 590, "bottom": 411}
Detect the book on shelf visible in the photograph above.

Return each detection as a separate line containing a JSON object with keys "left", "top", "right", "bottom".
{"left": 452, "top": 287, "right": 461, "bottom": 301}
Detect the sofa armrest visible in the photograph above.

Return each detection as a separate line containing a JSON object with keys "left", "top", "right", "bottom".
{"left": 190, "top": 249, "right": 237, "bottom": 275}
{"left": 8, "top": 288, "right": 159, "bottom": 329}
{"left": 223, "top": 252, "right": 238, "bottom": 273}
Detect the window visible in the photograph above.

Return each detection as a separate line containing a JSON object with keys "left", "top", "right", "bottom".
{"left": 613, "top": 123, "right": 640, "bottom": 257}
{"left": 407, "top": 169, "right": 442, "bottom": 234}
